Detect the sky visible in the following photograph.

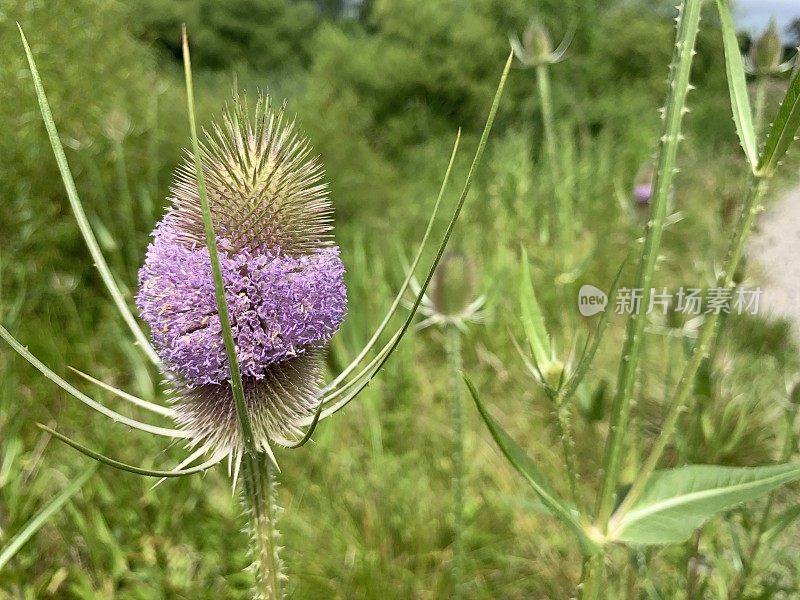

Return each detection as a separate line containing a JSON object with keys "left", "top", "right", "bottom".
{"left": 736, "top": 0, "right": 800, "bottom": 34}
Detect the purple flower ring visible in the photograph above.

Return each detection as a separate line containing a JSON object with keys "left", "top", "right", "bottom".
{"left": 138, "top": 217, "right": 346, "bottom": 386}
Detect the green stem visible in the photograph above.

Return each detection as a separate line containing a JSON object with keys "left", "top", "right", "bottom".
{"left": 243, "top": 452, "right": 283, "bottom": 599}
{"left": 555, "top": 402, "right": 579, "bottom": 507}
{"left": 579, "top": 552, "right": 606, "bottom": 600}
{"left": 535, "top": 62, "right": 563, "bottom": 240}
{"left": 613, "top": 176, "right": 768, "bottom": 525}
{"left": 446, "top": 327, "right": 465, "bottom": 599}
{"left": 182, "top": 29, "right": 281, "bottom": 599}
{"left": 536, "top": 63, "right": 557, "bottom": 169}
{"left": 596, "top": 0, "right": 704, "bottom": 532}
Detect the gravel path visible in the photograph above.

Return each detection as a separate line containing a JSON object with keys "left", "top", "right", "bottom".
{"left": 748, "top": 184, "right": 800, "bottom": 332}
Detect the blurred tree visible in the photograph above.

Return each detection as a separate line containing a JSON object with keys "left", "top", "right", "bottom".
{"left": 0, "top": 0, "right": 202, "bottom": 329}
{"left": 787, "top": 18, "right": 800, "bottom": 48}
{"left": 131, "top": 0, "right": 320, "bottom": 71}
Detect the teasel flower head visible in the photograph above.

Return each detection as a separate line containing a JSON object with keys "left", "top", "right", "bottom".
{"left": 509, "top": 18, "right": 574, "bottom": 68}
{"left": 749, "top": 20, "right": 784, "bottom": 76}
{"left": 137, "top": 95, "right": 347, "bottom": 456}
{"left": 746, "top": 20, "right": 795, "bottom": 78}
{"left": 102, "top": 108, "right": 132, "bottom": 143}
{"left": 410, "top": 250, "right": 486, "bottom": 332}
{"left": 8, "top": 26, "right": 512, "bottom": 490}
{"left": 523, "top": 21, "right": 553, "bottom": 61}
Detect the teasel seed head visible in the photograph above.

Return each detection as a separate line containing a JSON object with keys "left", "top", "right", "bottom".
{"left": 137, "top": 94, "right": 347, "bottom": 455}
{"left": 102, "top": 108, "right": 132, "bottom": 143}
{"left": 749, "top": 20, "right": 784, "bottom": 76}
{"left": 413, "top": 250, "right": 485, "bottom": 332}
{"left": 430, "top": 251, "right": 478, "bottom": 318}
{"left": 523, "top": 20, "right": 553, "bottom": 62}
{"left": 510, "top": 18, "right": 573, "bottom": 68}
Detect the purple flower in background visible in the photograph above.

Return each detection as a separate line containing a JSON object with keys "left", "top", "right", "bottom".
{"left": 137, "top": 96, "right": 347, "bottom": 453}
{"left": 633, "top": 183, "right": 653, "bottom": 205}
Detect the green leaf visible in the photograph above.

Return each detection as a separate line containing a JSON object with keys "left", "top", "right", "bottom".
{"left": 0, "top": 465, "right": 96, "bottom": 571}
{"left": 609, "top": 463, "right": 800, "bottom": 545}
{"left": 714, "top": 0, "right": 758, "bottom": 168}
{"left": 757, "top": 62, "right": 800, "bottom": 176}
{"left": 519, "top": 248, "right": 552, "bottom": 369}
{"left": 18, "top": 26, "right": 160, "bottom": 367}
{"left": 464, "top": 375, "right": 601, "bottom": 555}
{"left": 40, "top": 424, "right": 223, "bottom": 478}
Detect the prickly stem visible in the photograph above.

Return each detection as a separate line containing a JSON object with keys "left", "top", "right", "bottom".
{"left": 596, "top": 0, "right": 704, "bottom": 533}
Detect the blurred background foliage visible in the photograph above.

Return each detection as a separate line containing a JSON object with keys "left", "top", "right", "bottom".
{"left": 1, "top": 0, "right": 800, "bottom": 597}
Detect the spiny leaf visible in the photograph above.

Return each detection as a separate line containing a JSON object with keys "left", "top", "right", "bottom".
{"left": 316, "top": 53, "right": 514, "bottom": 421}
{"left": 0, "top": 323, "right": 187, "bottom": 439}
{"left": 609, "top": 463, "right": 800, "bottom": 545}
{"left": 757, "top": 61, "right": 800, "bottom": 176}
{"left": 321, "top": 130, "right": 461, "bottom": 397}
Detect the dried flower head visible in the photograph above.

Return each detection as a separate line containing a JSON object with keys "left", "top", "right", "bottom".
{"left": 137, "top": 95, "right": 347, "bottom": 455}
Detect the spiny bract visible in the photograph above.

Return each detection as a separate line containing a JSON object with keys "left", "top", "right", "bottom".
{"left": 137, "top": 95, "right": 347, "bottom": 456}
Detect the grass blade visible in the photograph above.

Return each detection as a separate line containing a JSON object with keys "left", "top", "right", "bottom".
{"left": 0, "top": 464, "right": 96, "bottom": 571}
{"left": 556, "top": 257, "right": 628, "bottom": 407}
{"left": 519, "top": 247, "right": 552, "bottom": 369}
{"left": 18, "top": 26, "right": 160, "bottom": 367}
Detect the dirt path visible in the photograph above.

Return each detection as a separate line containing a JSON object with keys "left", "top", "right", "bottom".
{"left": 748, "top": 184, "right": 800, "bottom": 332}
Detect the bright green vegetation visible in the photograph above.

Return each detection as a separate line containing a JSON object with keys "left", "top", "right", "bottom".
{"left": 2, "top": 0, "right": 800, "bottom": 598}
